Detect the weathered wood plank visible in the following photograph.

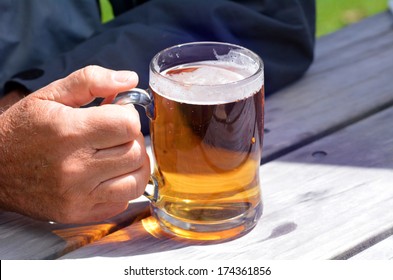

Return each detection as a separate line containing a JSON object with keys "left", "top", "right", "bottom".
{"left": 315, "top": 11, "right": 393, "bottom": 60}
{"left": 262, "top": 12, "right": 393, "bottom": 162}
{"left": 350, "top": 236, "right": 393, "bottom": 260}
{"left": 0, "top": 201, "right": 149, "bottom": 259}
{"left": 60, "top": 103, "right": 393, "bottom": 260}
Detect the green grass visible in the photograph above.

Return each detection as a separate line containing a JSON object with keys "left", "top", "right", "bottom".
{"left": 316, "top": 0, "right": 388, "bottom": 37}
{"left": 99, "top": 0, "right": 114, "bottom": 23}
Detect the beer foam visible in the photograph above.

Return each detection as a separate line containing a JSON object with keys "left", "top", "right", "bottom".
{"left": 150, "top": 52, "right": 264, "bottom": 105}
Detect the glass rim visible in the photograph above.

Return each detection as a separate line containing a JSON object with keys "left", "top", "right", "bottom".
{"left": 149, "top": 41, "right": 264, "bottom": 89}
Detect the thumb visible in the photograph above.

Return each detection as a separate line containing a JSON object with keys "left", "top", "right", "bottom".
{"left": 34, "top": 65, "right": 139, "bottom": 107}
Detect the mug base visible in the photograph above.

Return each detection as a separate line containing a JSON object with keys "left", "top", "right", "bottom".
{"left": 150, "top": 202, "right": 263, "bottom": 241}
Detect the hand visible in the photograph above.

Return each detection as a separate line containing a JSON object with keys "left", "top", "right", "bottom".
{"left": 0, "top": 66, "right": 150, "bottom": 223}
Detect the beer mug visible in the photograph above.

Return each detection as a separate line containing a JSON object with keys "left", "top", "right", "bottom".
{"left": 114, "top": 42, "right": 264, "bottom": 241}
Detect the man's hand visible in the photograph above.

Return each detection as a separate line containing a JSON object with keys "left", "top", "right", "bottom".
{"left": 0, "top": 66, "right": 150, "bottom": 224}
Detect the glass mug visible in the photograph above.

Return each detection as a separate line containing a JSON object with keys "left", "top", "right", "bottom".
{"left": 114, "top": 42, "right": 264, "bottom": 241}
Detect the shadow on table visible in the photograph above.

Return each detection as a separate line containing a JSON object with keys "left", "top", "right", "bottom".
{"left": 60, "top": 215, "right": 227, "bottom": 259}
{"left": 0, "top": 201, "right": 152, "bottom": 260}
{"left": 60, "top": 210, "right": 298, "bottom": 260}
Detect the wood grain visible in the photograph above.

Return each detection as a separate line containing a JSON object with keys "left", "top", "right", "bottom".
{"left": 262, "top": 12, "right": 393, "bottom": 162}
{"left": 0, "top": 201, "right": 149, "bottom": 259}
{"left": 350, "top": 236, "right": 393, "bottom": 260}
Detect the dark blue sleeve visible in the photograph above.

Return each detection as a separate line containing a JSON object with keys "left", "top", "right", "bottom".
{"left": 5, "top": 0, "right": 315, "bottom": 134}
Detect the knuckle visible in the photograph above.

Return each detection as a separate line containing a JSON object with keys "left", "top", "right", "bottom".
{"left": 81, "top": 65, "right": 100, "bottom": 81}
{"left": 128, "top": 176, "right": 144, "bottom": 200}
{"left": 129, "top": 139, "right": 148, "bottom": 170}
{"left": 76, "top": 65, "right": 102, "bottom": 96}
{"left": 135, "top": 159, "right": 151, "bottom": 195}
{"left": 130, "top": 141, "right": 144, "bottom": 163}
{"left": 122, "top": 106, "right": 141, "bottom": 140}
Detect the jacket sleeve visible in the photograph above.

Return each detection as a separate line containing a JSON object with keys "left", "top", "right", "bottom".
{"left": 4, "top": 0, "right": 315, "bottom": 134}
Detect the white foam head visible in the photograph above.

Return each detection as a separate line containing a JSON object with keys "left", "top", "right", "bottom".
{"left": 149, "top": 48, "right": 264, "bottom": 105}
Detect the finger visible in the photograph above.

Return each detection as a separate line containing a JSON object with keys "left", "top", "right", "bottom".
{"left": 92, "top": 134, "right": 148, "bottom": 181}
{"left": 91, "top": 156, "right": 150, "bottom": 203}
{"left": 34, "top": 65, "right": 139, "bottom": 107}
{"left": 71, "top": 103, "right": 142, "bottom": 149}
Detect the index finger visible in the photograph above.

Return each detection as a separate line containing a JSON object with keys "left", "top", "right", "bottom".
{"left": 74, "top": 103, "right": 142, "bottom": 149}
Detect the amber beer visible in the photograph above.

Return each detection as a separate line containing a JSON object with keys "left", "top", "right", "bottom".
{"left": 149, "top": 59, "right": 264, "bottom": 240}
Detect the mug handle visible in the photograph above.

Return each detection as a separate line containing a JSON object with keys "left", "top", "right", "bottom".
{"left": 113, "top": 88, "right": 158, "bottom": 202}
{"left": 113, "top": 88, "right": 155, "bottom": 119}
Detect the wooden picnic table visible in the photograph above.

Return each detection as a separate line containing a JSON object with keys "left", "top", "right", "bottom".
{"left": 1, "top": 11, "right": 393, "bottom": 260}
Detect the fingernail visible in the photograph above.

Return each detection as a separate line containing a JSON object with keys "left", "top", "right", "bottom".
{"left": 113, "top": 71, "right": 138, "bottom": 84}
